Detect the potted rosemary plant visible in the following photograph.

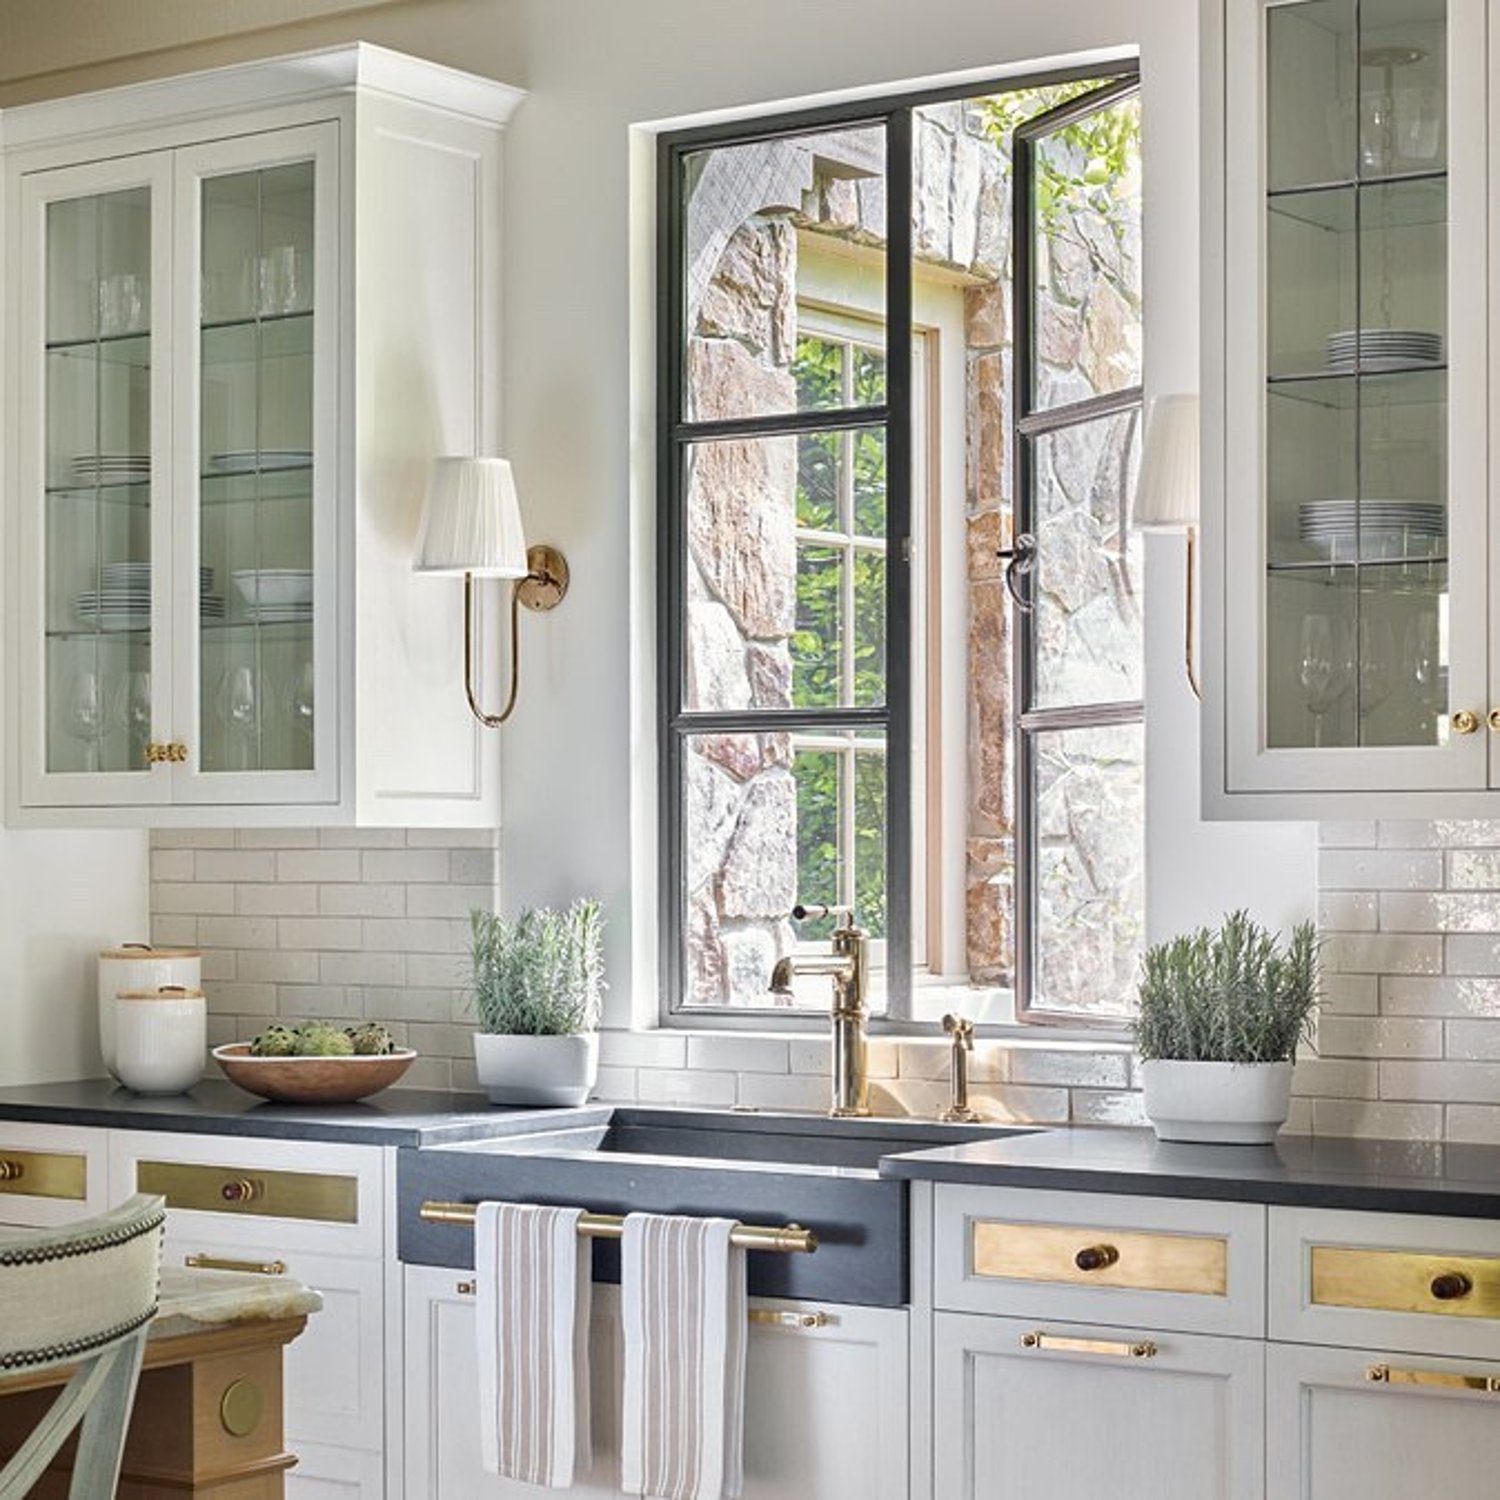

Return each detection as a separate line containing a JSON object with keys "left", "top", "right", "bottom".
{"left": 1135, "top": 910, "right": 1318, "bottom": 1144}
{"left": 468, "top": 900, "right": 605, "bottom": 1106}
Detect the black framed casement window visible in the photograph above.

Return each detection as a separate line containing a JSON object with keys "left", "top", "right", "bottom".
{"left": 658, "top": 63, "right": 1144, "bottom": 1027}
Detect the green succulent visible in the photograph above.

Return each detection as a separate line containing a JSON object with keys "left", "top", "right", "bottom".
{"left": 249, "top": 1024, "right": 298, "bottom": 1058}
{"left": 291, "top": 1022, "right": 355, "bottom": 1058}
{"left": 345, "top": 1022, "right": 396, "bottom": 1056}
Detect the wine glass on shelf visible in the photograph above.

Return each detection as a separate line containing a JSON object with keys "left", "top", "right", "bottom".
{"left": 1402, "top": 608, "right": 1444, "bottom": 736}
{"left": 64, "top": 670, "right": 106, "bottom": 773}
{"left": 216, "top": 665, "right": 259, "bottom": 772}
{"left": 1299, "top": 612, "right": 1352, "bottom": 749}
{"left": 1358, "top": 615, "right": 1396, "bottom": 728}
{"left": 112, "top": 669, "right": 152, "bottom": 769}
{"left": 286, "top": 660, "right": 314, "bottom": 744}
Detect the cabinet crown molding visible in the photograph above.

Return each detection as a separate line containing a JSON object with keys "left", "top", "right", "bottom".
{"left": 0, "top": 42, "right": 526, "bottom": 155}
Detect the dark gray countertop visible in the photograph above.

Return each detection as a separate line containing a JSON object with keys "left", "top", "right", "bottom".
{"left": 880, "top": 1125, "right": 1500, "bottom": 1219}
{"left": 0, "top": 1079, "right": 610, "bottom": 1147}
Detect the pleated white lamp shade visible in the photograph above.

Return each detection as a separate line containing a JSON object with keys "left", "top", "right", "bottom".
{"left": 1132, "top": 394, "right": 1200, "bottom": 532}
{"left": 412, "top": 456, "right": 529, "bottom": 577}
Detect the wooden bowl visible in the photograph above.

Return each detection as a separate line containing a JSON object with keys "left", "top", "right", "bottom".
{"left": 213, "top": 1044, "right": 417, "bottom": 1104}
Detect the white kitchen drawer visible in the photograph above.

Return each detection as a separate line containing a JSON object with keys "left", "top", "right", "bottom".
{"left": 165, "top": 1233, "right": 386, "bottom": 1456}
{"left": 931, "top": 1184, "right": 1266, "bottom": 1337}
{"left": 110, "top": 1130, "right": 386, "bottom": 1258}
{"left": 1270, "top": 1206, "right": 1500, "bottom": 1360}
{"left": 0, "top": 1121, "right": 110, "bottom": 1227}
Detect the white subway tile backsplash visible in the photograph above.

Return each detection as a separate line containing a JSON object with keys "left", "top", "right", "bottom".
{"left": 155, "top": 816, "right": 1500, "bottom": 1143}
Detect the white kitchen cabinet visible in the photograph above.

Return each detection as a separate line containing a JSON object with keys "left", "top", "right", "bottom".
{"left": 4, "top": 44, "right": 522, "bottom": 827}
{"left": 0, "top": 1120, "right": 110, "bottom": 1227}
{"left": 1267, "top": 1340, "right": 1500, "bottom": 1500}
{"left": 287, "top": 1441, "right": 386, "bottom": 1500}
{"left": 402, "top": 1268, "right": 910, "bottom": 1500}
{"left": 931, "top": 1310, "right": 1264, "bottom": 1500}
{"left": 1202, "top": 0, "right": 1500, "bottom": 816}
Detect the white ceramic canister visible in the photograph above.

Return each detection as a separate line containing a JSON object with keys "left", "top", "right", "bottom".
{"left": 114, "top": 987, "right": 207, "bottom": 1096}
{"left": 99, "top": 945, "right": 202, "bottom": 1080}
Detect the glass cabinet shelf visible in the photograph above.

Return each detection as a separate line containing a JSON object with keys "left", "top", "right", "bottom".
{"left": 47, "top": 619, "right": 313, "bottom": 641}
{"left": 1265, "top": 367, "right": 1446, "bottom": 407}
{"left": 1268, "top": 171, "right": 1447, "bottom": 232}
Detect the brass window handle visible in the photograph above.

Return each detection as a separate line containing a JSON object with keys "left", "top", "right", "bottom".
{"left": 184, "top": 1253, "right": 287, "bottom": 1277}
{"left": 1366, "top": 1364, "right": 1500, "bottom": 1393}
{"left": 1021, "top": 1331, "right": 1157, "bottom": 1360}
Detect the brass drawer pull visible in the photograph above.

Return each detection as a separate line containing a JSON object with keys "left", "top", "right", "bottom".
{"left": 1021, "top": 1331, "right": 1158, "bottom": 1360}
{"left": 0, "top": 1160, "right": 24, "bottom": 1183}
{"left": 221, "top": 1178, "right": 264, "bottom": 1204}
{"left": 457, "top": 1280, "right": 476, "bottom": 1296}
{"left": 1074, "top": 1244, "right": 1119, "bottom": 1273}
{"left": 1431, "top": 1272, "right": 1473, "bottom": 1302}
{"left": 1366, "top": 1364, "right": 1500, "bottom": 1393}
{"left": 184, "top": 1253, "right": 287, "bottom": 1276}
{"left": 749, "top": 1309, "right": 831, "bottom": 1329}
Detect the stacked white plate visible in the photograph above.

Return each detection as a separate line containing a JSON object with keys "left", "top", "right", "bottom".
{"left": 1298, "top": 499, "right": 1445, "bottom": 559}
{"left": 1325, "top": 329, "right": 1443, "bottom": 374}
{"left": 207, "top": 449, "right": 313, "bottom": 475}
{"left": 74, "top": 563, "right": 224, "bottom": 630}
{"left": 69, "top": 453, "right": 150, "bottom": 487}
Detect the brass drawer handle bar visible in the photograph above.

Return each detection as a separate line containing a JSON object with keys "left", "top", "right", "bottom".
{"left": 1430, "top": 1272, "right": 1474, "bottom": 1302}
{"left": 1021, "top": 1331, "right": 1158, "bottom": 1360}
{"left": 184, "top": 1253, "right": 287, "bottom": 1276}
{"left": 749, "top": 1309, "right": 831, "bottom": 1329}
{"left": 418, "top": 1200, "right": 817, "bottom": 1254}
{"left": 1074, "top": 1244, "right": 1119, "bottom": 1273}
{"left": 1366, "top": 1364, "right": 1500, "bottom": 1393}
{"left": 0, "top": 1160, "right": 24, "bottom": 1183}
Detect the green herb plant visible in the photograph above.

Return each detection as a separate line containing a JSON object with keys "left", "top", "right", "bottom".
{"left": 1133, "top": 910, "right": 1319, "bottom": 1065}
{"left": 469, "top": 900, "right": 605, "bottom": 1037}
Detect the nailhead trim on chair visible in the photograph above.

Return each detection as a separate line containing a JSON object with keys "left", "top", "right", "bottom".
{"left": 0, "top": 1206, "right": 165, "bottom": 1269}
{"left": 0, "top": 1304, "right": 159, "bottom": 1372}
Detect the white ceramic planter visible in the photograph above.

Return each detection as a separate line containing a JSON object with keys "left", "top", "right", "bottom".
{"left": 1140, "top": 1059, "right": 1294, "bottom": 1145}
{"left": 473, "top": 1032, "right": 599, "bottom": 1107}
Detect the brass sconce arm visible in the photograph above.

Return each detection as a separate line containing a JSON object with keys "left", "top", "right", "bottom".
{"left": 463, "top": 544, "right": 569, "bottom": 728}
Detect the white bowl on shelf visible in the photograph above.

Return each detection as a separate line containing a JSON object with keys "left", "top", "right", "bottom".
{"left": 231, "top": 569, "right": 314, "bottom": 608}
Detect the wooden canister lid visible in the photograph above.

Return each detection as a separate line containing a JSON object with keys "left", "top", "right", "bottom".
{"left": 101, "top": 944, "right": 202, "bottom": 960}
{"left": 116, "top": 986, "right": 206, "bottom": 1001}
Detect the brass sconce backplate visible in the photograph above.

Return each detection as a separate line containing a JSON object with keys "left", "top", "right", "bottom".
{"left": 517, "top": 544, "right": 569, "bottom": 612}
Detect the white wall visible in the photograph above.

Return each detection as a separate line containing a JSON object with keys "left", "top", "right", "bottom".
{"left": 0, "top": 0, "right": 1318, "bottom": 1040}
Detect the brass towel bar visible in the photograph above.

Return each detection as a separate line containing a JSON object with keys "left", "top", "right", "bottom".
{"left": 418, "top": 1200, "right": 818, "bottom": 1255}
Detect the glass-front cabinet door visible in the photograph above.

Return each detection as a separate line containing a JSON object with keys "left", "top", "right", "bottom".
{"left": 1222, "top": 0, "right": 1486, "bottom": 794}
{"left": 173, "top": 126, "right": 338, "bottom": 806}
{"left": 18, "top": 156, "right": 174, "bottom": 807}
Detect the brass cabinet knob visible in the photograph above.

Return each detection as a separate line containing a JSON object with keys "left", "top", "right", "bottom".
{"left": 169, "top": 741, "right": 188, "bottom": 763}
{"left": 220, "top": 1178, "right": 264, "bottom": 1205}
{"left": 1488, "top": 709, "right": 1500, "bottom": 733}
{"left": 0, "top": 1160, "right": 24, "bottom": 1183}
{"left": 1430, "top": 1271, "right": 1474, "bottom": 1302}
{"left": 1453, "top": 710, "right": 1481, "bottom": 735}
{"left": 1074, "top": 1244, "right": 1120, "bottom": 1273}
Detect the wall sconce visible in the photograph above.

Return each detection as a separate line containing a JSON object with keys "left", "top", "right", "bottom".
{"left": 412, "top": 456, "right": 569, "bottom": 727}
{"left": 1131, "top": 394, "right": 1201, "bottom": 699}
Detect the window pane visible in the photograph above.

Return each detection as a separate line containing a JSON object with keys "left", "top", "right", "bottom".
{"left": 1031, "top": 93, "right": 1142, "bottom": 410}
{"left": 680, "top": 731, "right": 887, "bottom": 1010}
{"left": 1031, "top": 720, "right": 1144, "bottom": 1016}
{"left": 684, "top": 433, "right": 887, "bottom": 711}
{"left": 681, "top": 128, "right": 886, "bottom": 421}
{"left": 1030, "top": 408, "right": 1143, "bottom": 708}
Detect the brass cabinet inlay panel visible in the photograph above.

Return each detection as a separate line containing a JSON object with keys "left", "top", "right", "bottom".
{"left": 0, "top": 1148, "right": 87, "bottom": 1200}
{"left": 1312, "top": 1245, "right": 1500, "bottom": 1320}
{"left": 971, "top": 1220, "right": 1228, "bottom": 1297}
{"left": 136, "top": 1160, "right": 357, "bottom": 1224}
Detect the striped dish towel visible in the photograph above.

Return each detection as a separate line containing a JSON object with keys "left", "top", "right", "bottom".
{"left": 621, "top": 1212, "right": 747, "bottom": 1500}
{"left": 474, "top": 1201, "right": 592, "bottom": 1488}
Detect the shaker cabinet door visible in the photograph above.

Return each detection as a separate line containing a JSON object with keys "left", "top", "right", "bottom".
{"left": 1267, "top": 1340, "right": 1500, "bottom": 1500}
{"left": 931, "top": 1311, "right": 1262, "bottom": 1500}
{"left": 14, "top": 152, "right": 176, "bottom": 809}
{"left": 1212, "top": 0, "right": 1490, "bottom": 808}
